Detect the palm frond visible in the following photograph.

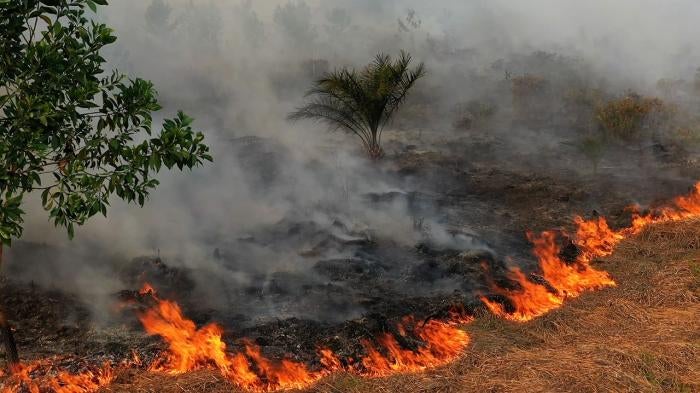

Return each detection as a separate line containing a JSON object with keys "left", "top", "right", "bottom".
{"left": 289, "top": 98, "right": 372, "bottom": 145}
{"left": 288, "top": 51, "right": 426, "bottom": 159}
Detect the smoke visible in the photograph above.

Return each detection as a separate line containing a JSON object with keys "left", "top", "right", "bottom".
{"left": 10, "top": 0, "right": 700, "bottom": 323}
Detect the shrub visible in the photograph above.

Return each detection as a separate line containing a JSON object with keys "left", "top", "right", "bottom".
{"left": 596, "top": 93, "right": 667, "bottom": 141}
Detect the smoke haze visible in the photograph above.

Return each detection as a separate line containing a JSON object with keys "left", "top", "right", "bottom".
{"left": 10, "top": 0, "right": 700, "bottom": 322}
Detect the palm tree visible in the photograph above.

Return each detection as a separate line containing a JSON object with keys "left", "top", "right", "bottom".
{"left": 289, "top": 51, "right": 426, "bottom": 159}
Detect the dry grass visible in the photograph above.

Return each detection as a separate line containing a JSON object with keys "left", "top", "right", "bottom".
{"left": 102, "top": 220, "right": 700, "bottom": 393}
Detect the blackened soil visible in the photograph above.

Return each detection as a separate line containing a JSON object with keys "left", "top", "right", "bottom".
{"left": 2, "top": 135, "right": 699, "bottom": 368}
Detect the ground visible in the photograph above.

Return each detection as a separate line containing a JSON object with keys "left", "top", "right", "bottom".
{"left": 100, "top": 219, "right": 700, "bottom": 393}
{"left": 2, "top": 134, "right": 700, "bottom": 392}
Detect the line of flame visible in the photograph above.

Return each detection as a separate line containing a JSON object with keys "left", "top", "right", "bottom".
{"left": 135, "top": 292, "right": 472, "bottom": 391}
{"left": 0, "top": 358, "right": 114, "bottom": 393}
{"left": 481, "top": 181, "right": 700, "bottom": 321}
{"left": 5, "top": 182, "right": 700, "bottom": 392}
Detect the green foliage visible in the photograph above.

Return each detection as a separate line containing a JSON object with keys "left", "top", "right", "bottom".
{"left": 289, "top": 51, "right": 425, "bottom": 159}
{"left": 0, "top": 0, "right": 212, "bottom": 246}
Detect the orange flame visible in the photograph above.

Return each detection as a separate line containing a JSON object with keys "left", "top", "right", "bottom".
{"left": 481, "top": 229, "right": 617, "bottom": 322}
{"left": 483, "top": 182, "right": 700, "bottom": 322}
{"left": 626, "top": 182, "right": 700, "bottom": 234}
{"left": 573, "top": 216, "right": 623, "bottom": 261}
{"left": 0, "top": 359, "right": 114, "bottom": 393}
{"left": 137, "top": 284, "right": 472, "bottom": 391}
{"left": 139, "top": 282, "right": 156, "bottom": 296}
{"left": 481, "top": 267, "right": 565, "bottom": 322}
{"left": 360, "top": 316, "right": 471, "bottom": 376}
{"left": 9, "top": 183, "right": 700, "bottom": 392}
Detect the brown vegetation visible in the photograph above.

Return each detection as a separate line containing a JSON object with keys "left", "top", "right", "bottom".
{"left": 596, "top": 94, "right": 667, "bottom": 141}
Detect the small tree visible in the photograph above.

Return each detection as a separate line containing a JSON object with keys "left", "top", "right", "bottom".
{"left": 0, "top": 0, "right": 212, "bottom": 365}
{"left": 289, "top": 52, "right": 425, "bottom": 159}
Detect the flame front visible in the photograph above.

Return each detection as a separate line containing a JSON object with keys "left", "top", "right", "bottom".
{"left": 0, "top": 359, "right": 114, "bottom": 393}
{"left": 137, "top": 286, "right": 471, "bottom": 391}
{"left": 7, "top": 183, "right": 700, "bottom": 392}
{"left": 482, "top": 182, "right": 700, "bottom": 322}
{"left": 138, "top": 294, "right": 312, "bottom": 391}
{"left": 627, "top": 182, "right": 700, "bottom": 233}
{"left": 360, "top": 316, "right": 471, "bottom": 376}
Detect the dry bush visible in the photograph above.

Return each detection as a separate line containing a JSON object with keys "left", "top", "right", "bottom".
{"left": 596, "top": 93, "right": 668, "bottom": 141}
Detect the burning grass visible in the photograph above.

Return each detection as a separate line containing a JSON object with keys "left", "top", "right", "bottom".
{"left": 133, "top": 288, "right": 473, "bottom": 391}
{"left": 481, "top": 181, "right": 700, "bottom": 323}
{"left": 308, "top": 220, "right": 700, "bottom": 393}
{"left": 4, "top": 184, "right": 700, "bottom": 392}
{"left": 0, "top": 357, "right": 115, "bottom": 393}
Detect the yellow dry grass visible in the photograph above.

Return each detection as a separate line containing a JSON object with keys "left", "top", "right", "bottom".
{"left": 103, "top": 220, "right": 700, "bottom": 393}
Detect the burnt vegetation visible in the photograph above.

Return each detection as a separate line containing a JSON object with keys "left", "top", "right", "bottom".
{"left": 1, "top": 1, "right": 700, "bottom": 392}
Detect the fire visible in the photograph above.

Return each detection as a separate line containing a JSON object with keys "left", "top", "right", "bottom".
{"left": 139, "top": 282, "right": 156, "bottom": 296}
{"left": 137, "top": 292, "right": 278, "bottom": 390}
{"left": 481, "top": 226, "right": 617, "bottom": 322}
{"left": 481, "top": 267, "right": 564, "bottom": 322}
{"left": 360, "top": 316, "right": 471, "bottom": 376}
{"left": 482, "top": 182, "right": 700, "bottom": 322}
{"left": 137, "top": 285, "right": 472, "bottom": 391}
{"left": 0, "top": 359, "right": 114, "bottom": 393}
{"left": 573, "top": 216, "right": 623, "bottom": 261}
{"left": 318, "top": 349, "right": 342, "bottom": 372}
{"left": 532, "top": 231, "right": 616, "bottom": 298}
{"left": 7, "top": 182, "right": 700, "bottom": 392}
{"left": 626, "top": 182, "right": 700, "bottom": 234}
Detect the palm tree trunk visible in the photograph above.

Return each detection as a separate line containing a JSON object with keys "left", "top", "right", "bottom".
{"left": 0, "top": 244, "right": 20, "bottom": 368}
{"left": 367, "top": 129, "right": 384, "bottom": 160}
{"left": 367, "top": 142, "right": 383, "bottom": 160}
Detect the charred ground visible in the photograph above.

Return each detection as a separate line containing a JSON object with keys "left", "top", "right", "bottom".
{"left": 2, "top": 130, "right": 698, "bottom": 386}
